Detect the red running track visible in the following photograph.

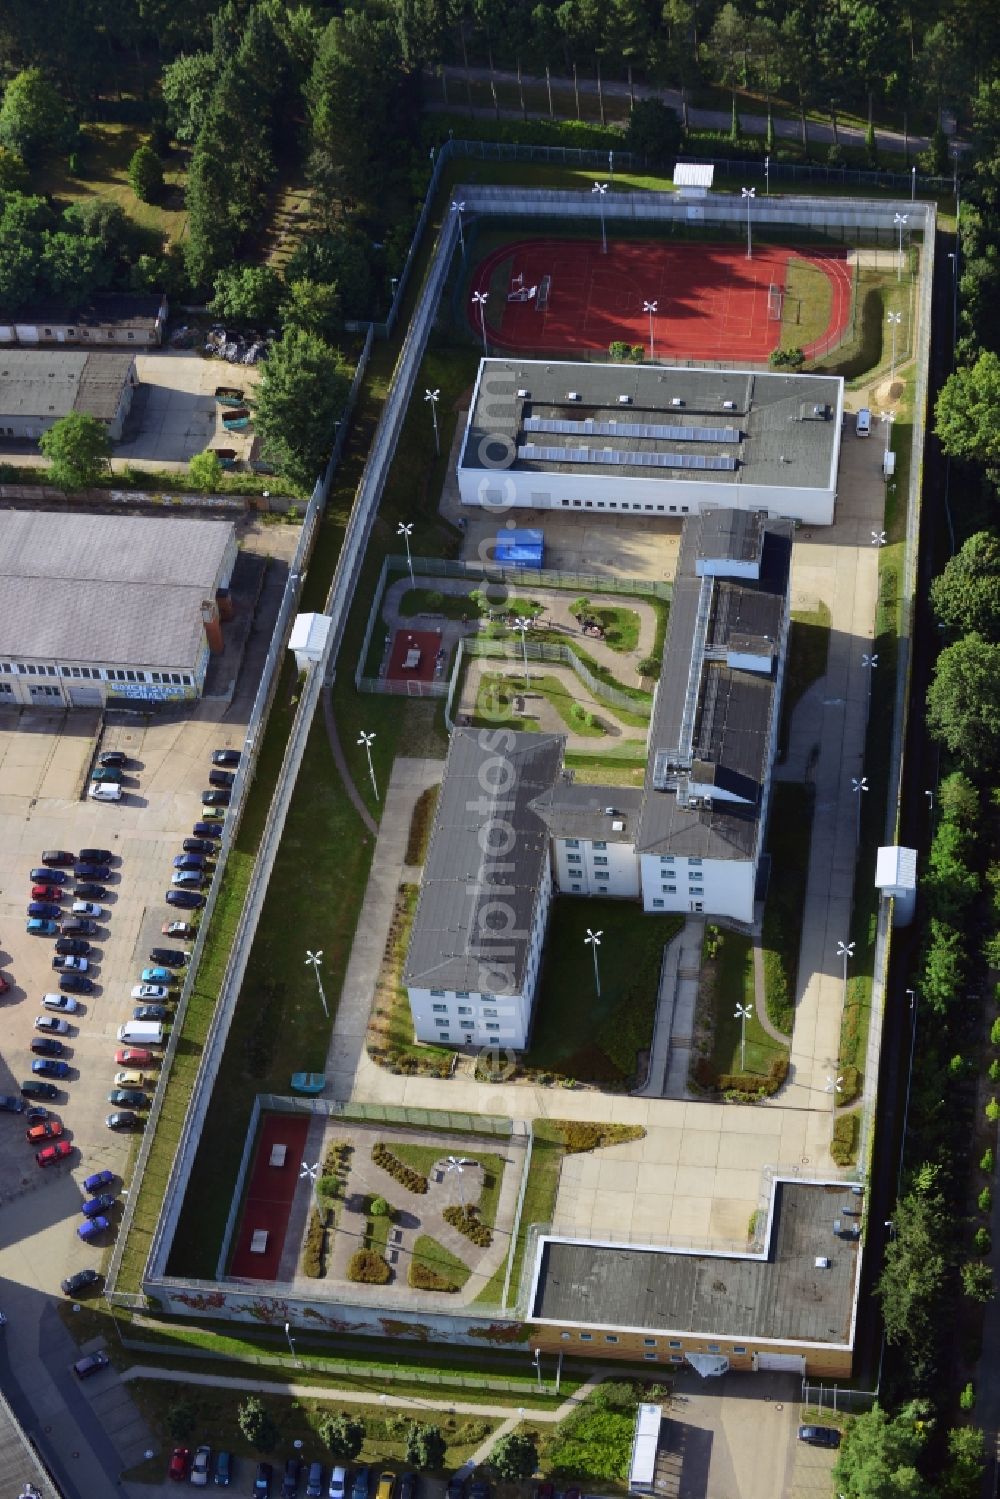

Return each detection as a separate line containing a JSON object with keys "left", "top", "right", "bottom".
{"left": 386, "top": 627, "right": 446, "bottom": 684}
{"left": 228, "top": 1112, "right": 309, "bottom": 1280}
{"left": 470, "top": 239, "right": 852, "bottom": 363}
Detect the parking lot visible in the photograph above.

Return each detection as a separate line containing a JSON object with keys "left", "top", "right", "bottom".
{"left": 114, "top": 350, "right": 261, "bottom": 469}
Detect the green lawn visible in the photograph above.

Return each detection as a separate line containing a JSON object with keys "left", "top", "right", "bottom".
{"left": 781, "top": 256, "right": 834, "bottom": 353}
{"left": 387, "top": 1144, "right": 506, "bottom": 1228}
{"left": 371, "top": 882, "right": 454, "bottom": 1076}
{"left": 762, "top": 784, "right": 816, "bottom": 1035}
{"left": 778, "top": 603, "right": 832, "bottom": 760}
{"left": 526, "top": 898, "right": 683, "bottom": 1084}
{"left": 572, "top": 601, "right": 641, "bottom": 653}
{"left": 704, "top": 930, "right": 787, "bottom": 1078}
{"left": 36, "top": 122, "right": 190, "bottom": 247}
{"left": 398, "top": 587, "right": 474, "bottom": 620}
{"left": 475, "top": 669, "right": 608, "bottom": 738}
{"left": 411, "top": 1234, "right": 472, "bottom": 1290}
{"left": 476, "top": 1124, "right": 565, "bottom": 1308}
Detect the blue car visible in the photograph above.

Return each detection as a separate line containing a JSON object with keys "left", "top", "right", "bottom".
{"left": 166, "top": 889, "right": 205, "bottom": 909}
{"left": 74, "top": 864, "right": 111, "bottom": 881}
{"left": 81, "top": 1194, "right": 116, "bottom": 1218}
{"left": 141, "top": 967, "right": 173, "bottom": 985}
{"left": 173, "top": 854, "right": 207, "bottom": 870}
{"left": 32, "top": 1059, "right": 69, "bottom": 1079}
{"left": 192, "top": 822, "right": 222, "bottom": 839}
{"left": 27, "top": 919, "right": 58, "bottom": 937}
{"left": 28, "top": 901, "right": 61, "bottom": 919}
{"left": 30, "top": 867, "right": 67, "bottom": 884}
{"left": 77, "top": 1216, "right": 110, "bottom": 1241}
{"left": 84, "top": 1169, "right": 115, "bottom": 1193}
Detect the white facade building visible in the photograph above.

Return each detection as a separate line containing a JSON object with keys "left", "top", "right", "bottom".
{"left": 458, "top": 359, "right": 844, "bottom": 527}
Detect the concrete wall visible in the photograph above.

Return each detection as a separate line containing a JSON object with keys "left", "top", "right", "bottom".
{"left": 529, "top": 1322, "right": 853, "bottom": 1378}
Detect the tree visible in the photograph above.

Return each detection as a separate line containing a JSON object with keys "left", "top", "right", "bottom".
{"left": 489, "top": 1432, "right": 538, "bottom": 1482}
{"left": 39, "top": 233, "right": 105, "bottom": 304}
{"left": 935, "top": 351, "right": 1000, "bottom": 470}
{"left": 0, "top": 68, "right": 73, "bottom": 162}
{"left": 832, "top": 1401, "right": 933, "bottom": 1499}
{"left": 237, "top": 1395, "right": 278, "bottom": 1452}
{"left": 161, "top": 50, "right": 220, "bottom": 143}
{"left": 938, "top": 770, "right": 980, "bottom": 829}
{"left": 38, "top": 413, "right": 111, "bottom": 489}
{"left": 209, "top": 265, "right": 282, "bottom": 326}
{"left": 943, "top": 1426, "right": 986, "bottom": 1499}
{"left": 927, "top": 633, "right": 1000, "bottom": 770}
{"left": 0, "top": 146, "right": 27, "bottom": 191}
{"left": 189, "top": 451, "right": 224, "bottom": 492}
{"left": 921, "top": 917, "right": 966, "bottom": 1012}
{"left": 318, "top": 1413, "right": 365, "bottom": 1461}
{"left": 404, "top": 1423, "right": 446, "bottom": 1470}
{"left": 623, "top": 99, "right": 683, "bottom": 167}
{"left": 128, "top": 144, "right": 163, "bottom": 203}
{"left": 286, "top": 230, "right": 373, "bottom": 321}
{"left": 875, "top": 1183, "right": 951, "bottom": 1381}
{"left": 961, "top": 1261, "right": 994, "bottom": 1302}
{"left": 924, "top": 820, "right": 979, "bottom": 921}
{"left": 281, "top": 278, "right": 342, "bottom": 340}
{"left": 254, "top": 327, "right": 351, "bottom": 487}
{"left": 931, "top": 531, "right": 1000, "bottom": 638}
{"left": 167, "top": 1399, "right": 196, "bottom": 1440}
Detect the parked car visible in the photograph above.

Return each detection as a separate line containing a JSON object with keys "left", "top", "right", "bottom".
{"left": 32, "top": 1059, "right": 69, "bottom": 1079}
{"left": 162, "top": 920, "right": 195, "bottom": 937}
{"left": 28, "top": 902, "right": 61, "bottom": 919}
{"left": 182, "top": 839, "right": 215, "bottom": 856}
{"left": 166, "top": 890, "right": 206, "bottom": 909}
{"left": 81, "top": 1193, "right": 116, "bottom": 1218}
{"left": 34, "top": 1016, "right": 70, "bottom": 1035}
{"left": 21, "top": 1080, "right": 58, "bottom": 1100}
{"left": 108, "top": 1088, "right": 146, "bottom": 1108}
{"left": 37, "top": 1141, "right": 73, "bottom": 1167}
{"left": 30, "top": 1038, "right": 65, "bottom": 1058}
{"left": 328, "top": 1467, "right": 347, "bottom": 1499}
{"left": 52, "top": 955, "right": 88, "bottom": 973}
{"left": 31, "top": 883, "right": 63, "bottom": 900}
{"left": 74, "top": 864, "right": 111, "bottom": 881}
{"left": 78, "top": 848, "right": 113, "bottom": 864}
{"left": 60, "top": 919, "right": 98, "bottom": 937}
{"left": 212, "top": 749, "right": 241, "bottom": 766}
{"left": 397, "top": 1475, "right": 416, "bottom": 1499}
{"left": 201, "top": 789, "right": 230, "bottom": 807}
{"left": 42, "top": 993, "right": 79, "bottom": 1012}
{"left": 208, "top": 769, "right": 235, "bottom": 788}
{"left": 74, "top": 883, "right": 107, "bottom": 900}
{"left": 141, "top": 968, "right": 174, "bottom": 985}
{"left": 59, "top": 975, "right": 93, "bottom": 994}
{"left": 97, "top": 751, "right": 127, "bottom": 768}
{"left": 26, "top": 1104, "right": 51, "bottom": 1120}
{"left": 26, "top": 919, "right": 58, "bottom": 937}
{"left": 467, "top": 1484, "right": 489, "bottom": 1499}
{"left": 352, "top": 1469, "right": 371, "bottom": 1499}
{"left": 73, "top": 1350, "right": 110, "bottom": 1378}
{"left": 54, "top": 937, "right": 91, "bottom": 955}
{"left": 131, "top": 985, "right": 169, "bottom": 1002}
{"left": 213, "top": 1449, "right": 233, "bottom": 1486}
{"left": 375, "top": 1475, "right": 394, "bottom": 1499}
{"left": 62, "top": 1268, "right": 101, "bottom": 1296}
{"left": 114, "top": 1070, "right": 145, "bottom": 1088}
{"left": 26, "top": 1120, "right": 63, "bottom": 1142}
{"left": 797, "top": 1426, "right": 841, "bottom": 1448}
{"left": 0, "top": 1096, "right": 25, "bottom": 1114}
{"left": 281, "top": 1459, "right": 300, "bottom": 1499}
{"left": 191, "top": 1445, "right": 212, "bottom": 1487}
{"left": 84, "top": 1169, "right": 115, "bottom": 1192}
{"left": 254, "top": 1464, "right": 273, "bottom": 1498}
{"left": 88, "top": 783, "right": 122, "bottom": 802}
{"left": 106, "top": 1111, "right": 141, "bottom": 1130}
{"left": 192, "top": 822, "right": 222, "bottom": 838}
{"left": 31, "top": 866, "right": 67, "bottom": 883}
{"left": 133, "top": 1004, "right": 169, "bottom": 1021}
{"left": 169, "top": 1447, "right": 192, "bottom": 1481}
{"left": 173, "top": 854, "right": 207, "bottom": 871}
{"left": 171, "top": 871, "right": 207, "bottom": 889}
{"left": 149, "top": 948, "right": 188, "bottom": 967}
{"left": 41, "top": 851, "right": 74, "bottom": 867}
{"left": 305, "top": 1464, "right": 325, "bottom": 1499}
{"left": 90, "top": 767, "right": 123, "bottom": 784}
{"left": 72, "top": 902, "right": 104, "bottom": 918}
{"left": 0, "top": 973, "right": 9, "bottom": 995}
{"left": 115, "top": 1047, "right": 152, "bottom": 1067}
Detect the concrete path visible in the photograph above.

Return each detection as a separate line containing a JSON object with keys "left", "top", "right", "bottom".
{"left": 752, "top": 941, "right": 789, "bottom": 1047}
{"left": 461, "top": 656, "right": 646, "bottom": 752}
{"left": 635, "top": 918, "right": 702, "bottom": 1100}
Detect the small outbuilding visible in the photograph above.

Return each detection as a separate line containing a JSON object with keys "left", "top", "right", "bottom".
{"left": 628, "top": 1403, "right": 662, "bottom": 1495}
{"left": 0, "top": 350, "right": 137, "bottom": 442}
{"left": 494, "top": 528, "right": 544, "bottom": 568}
{"left": 875, "top": 845, "right": 917, "bottom": 926}
{"left": 672, "top": 162, "right": 715, "bottom": 198}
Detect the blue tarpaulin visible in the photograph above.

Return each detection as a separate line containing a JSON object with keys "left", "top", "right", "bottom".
{"left": 495, "top": 528, "right": 544, "bottom": 567}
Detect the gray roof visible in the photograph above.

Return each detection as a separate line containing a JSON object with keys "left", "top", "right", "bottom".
{"left": 0, "top": 511, "right": 235, "bottom": 670}
{"left": 404, "top": 729, "right": 564, "bottom": 994}
{"left": 0, "top": 1385, "right": 62, "bottom": 1498}
{"left": 0, "top": 350, "right": 134, "bottom": 421}
{"left": 530, "top": 781, "right": 643, "bottom": 844}
{"left": 532, "top": 1182, "right": 861, "bottom": 1347}
{"left": 3, "top": 292, "right": 164, "bottom": 332}
{"left": 636, "top": 511, "right": 792, "bottom": 860}
{"left": 462, "top": 359, "right": 841, "bottom": 490}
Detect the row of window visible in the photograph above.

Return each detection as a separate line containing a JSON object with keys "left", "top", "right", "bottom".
{"left": 429, "top": 989, "right": 493, "bottom": 999}
{"left": 558, "top": 499, "right": 692, "bottom": 513}
{"left": 431, "top": 1004, "right": 500, "bottom": 1017}
{"left": 434, "top": 1018, "right": 502, "bottom": 1032}
{"left": 557, "top": 1331, "right": 747, "bottom": 1354}
{"left": 659, "top": 856, "right": 702, "bottom": 866}
{"left": 33, "top": 326, "right": 142, "bottom": 340}
{"left": 569, "top": 884, "right": 608, "bottom": 894}
{"left": 0, "top": 661, "right": 194, "bottom": 685}
{"left": 564, "top": 840, "right": 608, "bottom": 850}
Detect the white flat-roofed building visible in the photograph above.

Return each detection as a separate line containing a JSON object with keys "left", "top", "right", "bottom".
{"left": 457, "top": 359, "right": 844, "bottom": 526}
{"left": 672, "top": 162, "right": 714, "bottom": 197}
{"left": 0, "top": 511, "right": 238, "bottom": 707}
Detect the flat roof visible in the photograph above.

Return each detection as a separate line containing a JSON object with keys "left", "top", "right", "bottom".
{"left": 2, "top": 292, "right": 164, "bottom": 331}
{"left": 0, "top": 350, "right": 134, "bottom": 420}
{"left": 530, "top": 781, "right": 642, "bottom": 844}
{"left": 531, "top": 1181, "right": 862, "bottom": 1347}
{"left": 0, "top": 511, "right": 235, "bottom": 670}
{"left": 404, "top": 729, "right": 564, "bottom": 994}
{"left": 673, "top": 163, "right": 714, "bottom": 187}
{"left": 462, "top": 360, "right": 841, "bottom": 491}
{"left": 0, "top": 1385, "right": 62, "bottom": 1498}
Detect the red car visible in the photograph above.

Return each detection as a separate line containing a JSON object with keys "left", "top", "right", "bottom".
{"left": 31, "top": 884, "right": 63, "bottom": 901}
{"left": 26, "top": 1120, "right": 63, "bottom": 1143}
{"left": 115, "top": 1047, "right": 153, "bottom": 1067}
{"left": 169, "top": 1447, "right": 192, "bottom": 1481}
{"left": 0, "top": 973, "right": 9, "bottom": 995}
{"left": 36, "top": 1140, "right": 73, "bottom": 1168}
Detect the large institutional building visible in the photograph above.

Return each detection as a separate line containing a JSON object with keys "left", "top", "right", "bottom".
{"left": 458, "top": 359, "right": 844, "bottom": 525}
{"left": 404, "top": 507, "right": 792, "bottom": 1050}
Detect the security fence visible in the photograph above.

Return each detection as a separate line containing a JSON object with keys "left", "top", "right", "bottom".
{"left": 444, "top": 635, "right": 652, "bottom": 730}
{"left": 801, "top": 1382, "right": 878, "bottom": 1415}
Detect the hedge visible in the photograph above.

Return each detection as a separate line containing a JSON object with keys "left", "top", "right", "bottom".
{"left": 549, "top": 1121, "right": 646, "bottom": 1153}
{"left": 443, "top": 1204, "right": 492, "bottom": 1247}
{"left": 347, "top": 1248, "right": 391, "bottom": 1285}
{"left": 409, "top": 1261, "right": 460, "bottom": 1292}
{"left": 831, "top": 1111, "right": 860, "bottom": 1166}
{"left": 372, "top": 1142, "right": 428, "bottom": 1194}
{"left": 302, "top": 1209, "right": 326, "bottom": 1278}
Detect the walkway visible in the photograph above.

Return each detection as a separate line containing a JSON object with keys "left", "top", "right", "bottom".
{"left": 634, "top": 917, "right": 702, "bottom": 1100}
{"left": 322, "top": 685, "right": 377, "bottom": 836}
{"left": 461, "top": 656, "right": 646, "bottom": 753}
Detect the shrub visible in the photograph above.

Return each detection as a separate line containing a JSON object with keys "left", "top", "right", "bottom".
{"left": 769, "top": 347, "right": 805, "bottom": 370}
{"left": 167, "top": 1399, "right": 196, "bottom": 1439}
{"left": 369, "top": 1196, "right": 392, "bottom": 1219}
{"left": 830, "top": 1111, "right": 859, "bottom": 1166}
{"left": 408, "top": 1261, "right": 459, "bottom": 1292}
{"left": 490, "top": 1431, "right": 539, "bottom": 1482}
{"left": 302, "top": 1208, "right": 326, "bottom": 1277}
{"left": 716, "top": 1054, "right": 789, "bottom": 1100}
{"left": 551, "top": 1121, "right": 646, "bottom": 1153}
{"left": 990, "top": 1060, "right": 1000, "bottom": 1083}
{"left": 979, "top": 1186, "right": 993, "bottom": 1214}
{"left": 960, "top": 1381, "right": 976, "bottom": 1411}
{"left": 372, "top": 1142, "right": 428, "bottom": 1193}
{"left": 238, "top": 1396, "right": 278, "bottom": 1451}
{"left": 837, "top": 1063, "right": 861, "bottom": 1103}
{"left": 405, "top": 1423, "right": 447, "bottom": 1469}
{"left": 982, "top": 1148, "right": 994, "bottom": 1173}
{"left": 975, "top": 1226, "right": 992, "bottom": 1254}
{"left": 988, "top": 1097, "right": 1000, "bottom": 1123}
{"left": 319, "top": 1413, "right": 365, "bottom": 1460}
{"left": 991, "top": 1018, "right": 1000, "bottom": 1047}
{"left": 128, "top": 142, "right": 163, "bottom": 202}
{"left": 963, "top": 1262, "right": 995, "bottom": 1302}
{"left": 637, "top": 655, "right": 660, "bottom": 677}
{"left": 443, "top": 1204, "right": 492, "bottom": 1247}
{"left": 347, "top": 1248, "right": 391, "bottom": 1284}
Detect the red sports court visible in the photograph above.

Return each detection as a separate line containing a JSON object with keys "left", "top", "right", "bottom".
{"left": 470, "top": 238, "right": 851, "bottom": 362}
{"left": 386, "top": 627, "right": 447, "bottom": 685}
{"left": 229, "top": 1111, "right": 309, "bottom": 1280}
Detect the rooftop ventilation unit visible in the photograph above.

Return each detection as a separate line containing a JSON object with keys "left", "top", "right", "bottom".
{"left": 671, "top": 397, "right": 684, "bottom": 407}
{"left": 814, "top": 1257, "right": 831, "bottom": 1269}
{"left": 723, "top": 399, "right": 736, "bottom": 410}
{"left": 618, "top": 394, "right": 631, "bottom": 404}
{"left": 567, "top": 391, "right": 580, "bottom": 401}
{"left": 516, "top": 388, "right": 529, "bottom": 398}
{"left": 612, "top": 819, "right": 625, "bottom": 831}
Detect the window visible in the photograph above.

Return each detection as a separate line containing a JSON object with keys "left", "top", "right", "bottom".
{"left": 571, "top": 884, "right": 582, "bottom": 892}
{"left": 605, "top": 1335, "right": 619, "bottom": 1344}
{"left": 593, "top": 841, "right": 607, "bottom": 851}
{"left": 430, "top": 989, "right": 445, "bottom": 997}
{"left": 565, "top": 839, "right": 580, "bottom": 849}
{"left": 567, "top": 853, "right": 581, "bottom": 863}
{"left": 707, "top": 1343, "right": 720, "bottom": 1353}
{"left": 643, "top": 1338, "right": 656, "bottom": 1346}
{"left": 127, "top": 331, "right": 135, "bottom": 340}
{"left": 460, "top": 1020, "right": 474, "bottom": 1031}
{"left": 455, "top": 990, "right": 470, "bottom": 999}
{"left": 593, "top": 856, "right": 608, "bottom": 866}
{"left": 432, "top": 1004, "right": 448, "bottom": 1014}
{"left": 661, "top": 884, "right": 676, "bottom": 894}
{"left": 560, "top": 1332, "right": 571, "bottom": 1341}
{"left": 486, "top": 1023, "right": 500, "bottom": 1031}
{"left": 597, "top": 885, "right": 607, "bottom": 893}
{"left": 660, "top": 855, "right": 674, "bottom": 864}
{"left": 652, "top": 898, "right": 664, "bottom": 908}
{"left": 643, "top": 1352, "right": 657, "bottom": 1361}
{"left": 43, "top": 327, "right": 51, "bottom": 335}
{"left": 670, "top": 1354, "right": 683, "bottom": 1363}
{"left": 579, "top": 1333, "right": 592, "bottom": 1342}
{"left": 457, "top": 1006, "right": 472, "bottom": 1015}
{"left": 733, "top": 1346, "right": 746, "bottom": 1355}
{"left": 61, "top": 666, "right": 72, "bottom": 677}
{"left": 669, "top": 1340, "right": 682, "bottom": 1349}
{"left": 484, "top": 1008, "right": 497, "bottom": 1017}
{"left": 689, "top": 886, "right": 703, "bottom": 896}
{"left": 438, "top": 1032, "right": 449, "bottom": 1041}
{"left": 434, "top": 1017, "right": 448, "bottom": 1027}
{"left": 689, "top": 858, "right": 703, "bottom": 867}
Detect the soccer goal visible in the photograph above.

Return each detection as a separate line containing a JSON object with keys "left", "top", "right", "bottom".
{"left": 767, "top": 282, "right": 784, "bottom": 321}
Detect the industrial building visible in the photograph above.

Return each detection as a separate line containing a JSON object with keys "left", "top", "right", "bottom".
{"left": 0, "top": 511, "right": 237, "bottom": 707}
{"left": 458, "top": 359, "right": 844, "bottom": 525}
{"left": 0, "top": 292, "right": 168, "bottom": 348}
{"left": 0, "top": 350, "right": 137, "bottom": 442}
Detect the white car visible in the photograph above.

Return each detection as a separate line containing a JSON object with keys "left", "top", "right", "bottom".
{"left": 130, "top": 984, "right": 168, "bottom": 1001}
{"left": 34, "top": 1016, "right": 70, "bottom": 1035}
{"left": 190, "top": 1445, "right": 211, "bottom": 1487}
{"left": 113, "top": 1070, "right": 145, "bottom": 1088}
{"left": 88, "top": 782, "right": 121, "bottom": 802}
{"left": 72, "top": 901, "right": 104, "bottom": 918}
{"left": 42, "top": 993, "right": 79, "bottom": 1013}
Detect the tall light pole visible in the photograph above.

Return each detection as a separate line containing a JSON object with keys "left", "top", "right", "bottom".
{"left": 397, "top": 521, "right": 415, "bottom": 591}
{"left": 472, "top": 290, "right": 488, "bottom": 354}
{"left": 514, "top": 614, "right": 531, "bottom": 688}
{"left": 304, "top": 949, "right": 329, "bottom": 1018}
{"left": 894, "top": 212, "right": 908, "bottom": 281}
{"left": 608, "top": 149, "right": 615, "bottom": 182}
{"left": 886, "top": 310, "right": 902, "bottom": 381}
{"left": 872, "top": 529, "right": 887, "bottom": 548}
{"left": 300, "top": 1160, "right": 320, "bottom": 1210}
{"left": 742, "top": 186, "right": 755, "bottom": 259}
{"left": 532, "top": 1349, "right": 542, "bottom": 1389}
{"left": 851, "top": 775, "right": 869, "bottom": 840}
{"left": 592, "top": 181, "right": 608, "bottom": 255}
{"left": 643, "top": 299, "right": 658, "bottom": 361}
{"left": 764, "top": 153, "right": 770, "bottom": 197}
{"left": 425, "top": 388, "right": 440, "bottom": 458}
{"left": 825, "top": 1073, "right": 844, "bottom": 1118}
{"left": 734, "top": 1002, "right": 752, "bottom": 1073}
{"left": 861, "top": 651, "right": 878, "bottom": 720}
{"left": 836, "top": 939, "right": 855, "bottom": 993}
{"left": 585, "top": 927, "right": 602, "bottom": 998}
{"left": 925, "top": 789, "right": 934, "bottom": 814}
{"left": 451, "top": 199, "right": 466, "bottom": 256}
{"left": 447, "top": 1155, "right": 474, "bottom": 1210}
{"left": 284, "top": 1321, "right": 299, "bottom": 1366}
{"left": 357, "top": 730, "right": 378, "bottom": 801}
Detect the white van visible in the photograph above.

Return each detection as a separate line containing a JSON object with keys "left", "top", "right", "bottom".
{"left": 116, "top": 1021, "right": 164, "bottom": 1045}
{"left": 856, "top": 407, "right": 872, "bottom": 437}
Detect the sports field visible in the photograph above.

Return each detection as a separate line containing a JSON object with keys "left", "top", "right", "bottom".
{"left": 228, "top": 1111, "right": 309, "bottom": 1280}
{"left": 470, "top": 238, "right": 852, "bottom": 362}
